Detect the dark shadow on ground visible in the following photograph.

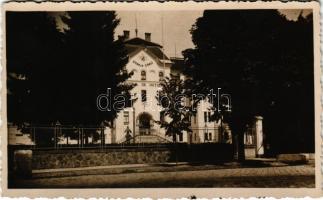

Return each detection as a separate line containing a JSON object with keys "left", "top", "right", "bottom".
{"left": 9, "top": 175, "right": 315, "bottom": 188}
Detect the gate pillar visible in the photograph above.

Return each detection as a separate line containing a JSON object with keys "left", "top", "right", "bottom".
{"left": 255, "top": 116, "right": 264, "bottom": 157}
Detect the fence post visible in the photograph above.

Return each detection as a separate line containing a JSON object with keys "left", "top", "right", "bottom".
{"left": 33, "top": 127, "right": 36, "bottom": 149}
{"left": 54, "top": 125, "right": 57, "bottom": 149}
{"left": 55, "top": 121, "right": 61, "bottom": 149}
{"left": 78, "top": 128, "right": 80, "bottom": 148}
{"left": 80, "top": 128, "right": 83, "bottom": 148}
{"left": 81, "top": 128, "right": 84, "bottom": 148}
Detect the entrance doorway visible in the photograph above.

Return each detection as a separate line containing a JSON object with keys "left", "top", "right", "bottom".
{"left": 138, "top": 112, "right": 153, "bottom": 135}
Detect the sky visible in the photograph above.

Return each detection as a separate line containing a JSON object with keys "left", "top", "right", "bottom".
{"left": 115, "top": 9, "right": 312, "bottom": 58}
{"left": 55, "top": 9, "right": 312, "bottom": 59}
{"left": 115, "top": 11, "right": 203, "bottom": 58}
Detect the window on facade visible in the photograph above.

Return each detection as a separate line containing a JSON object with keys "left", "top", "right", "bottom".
{"left": 204, "top": 112, "right": 207, "bottom": 123}
{"left": 141, "top": 70, "right": 146, "bottom": 80}
{"left": 204, "top": 132, "right": 208, "bottom": 141}
{"left": 179, "top": 133, "right": 183, "bottom": 142}
{"left": 208, "top": 112, "right": 211, "bottom": 122}
{"left": 194, "top": 133, "right": 197, "bottom": 141}
{"left": 159, "top": 71, "right": 164, "bottom": 81}
{"left": 224, "top": 131, "right": 229, "bottom": 141}
{"left": 160, "top": 113, "right": 165, "bottom": 122}
{"left": 209, "top": 133, "right": 212, "bottom": 141}
{"left": 124, "top": 111, "right": 129, "bottom": 124}
{"left": 141, "top": 90, "right": 147, "bottom": 102}
{"left": 193, "top": 115, "right": 197, "bottom": 124}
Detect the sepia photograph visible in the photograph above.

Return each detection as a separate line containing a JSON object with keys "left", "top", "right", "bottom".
{"left": 2, "top": 1, "right": 321, "bottom": 198}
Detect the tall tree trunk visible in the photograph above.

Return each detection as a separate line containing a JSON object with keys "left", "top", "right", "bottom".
{"left": 85, "top": 134, "right": 89, "bottom": 145}
{"left": 237, "top": 131, "right": 245, "bottom": 161}
{"left": 173, "top": 134, "right": 177, "bottom": 143}
{"left": 233, "top": 134, "right": 239, "bottom": 160}
{"left": 77, "top": 132, "right": 80, "bottom": 145}
{"left": 231, "top": 122, "right": 245, "bottom": 161}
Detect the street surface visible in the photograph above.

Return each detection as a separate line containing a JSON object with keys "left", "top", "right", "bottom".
{"left": 10, "top": 164, "right": 314, "bottom": 188}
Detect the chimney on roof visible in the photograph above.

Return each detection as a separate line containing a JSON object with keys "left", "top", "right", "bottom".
{"left": 123, "top": 30, "right": 130, "bottom": 40}
{"left": 145, "top": 32, "right": 151, "bottom": 42}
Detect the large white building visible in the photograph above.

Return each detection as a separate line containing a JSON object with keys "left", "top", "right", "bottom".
{"left": 106, "top": 31, "right": 232, "bottom": 144}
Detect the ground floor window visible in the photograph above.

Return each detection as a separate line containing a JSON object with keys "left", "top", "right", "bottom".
{"left": 138, "top": 112, "right": 152, "bottom": 135}
{"left": 124, "top": 111, "right": 129, "bottom": 125}
{"left": 204, "top": 132, "right": 208, "bottom": 141}
{"left": 141, "top": 90, "right": 147, "bottom": 102}
{"left": 179, "top": 133, "right": 183, "bottom": 142}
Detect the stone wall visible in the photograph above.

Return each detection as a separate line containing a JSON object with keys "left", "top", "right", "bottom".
{"left": 26, "top": 143, "right": 234, "bottom": 169}
{"left": 32, "top": 148, "right": 172, "bottom": 169}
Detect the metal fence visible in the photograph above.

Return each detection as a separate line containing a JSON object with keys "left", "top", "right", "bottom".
{"left": 9, "top": 124, "right": 236, "bottom": 150}
{"left": 10, "top": 125, "right": 107, "bottom": 149}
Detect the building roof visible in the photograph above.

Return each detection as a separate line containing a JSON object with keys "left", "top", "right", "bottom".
{"left": 125, "top": 41, "right": 170, "bottom": 61}
{"left": 124, "top": 37, "right": 162, "bottom": 48}
{"left": 124, "top": 37, "right": 173, "bottom": 66}
{"left": 125, "top": 45, "right": 170, "bottom": 61}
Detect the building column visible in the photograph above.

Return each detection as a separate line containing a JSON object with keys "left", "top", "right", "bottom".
{"left": 254, "top": 116, "right": 264, "bottom": 157}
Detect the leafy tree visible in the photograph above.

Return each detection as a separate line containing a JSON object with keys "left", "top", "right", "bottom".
{"left": 60, "top": 11, "right": 134, "bottom": 127}
{"left": 183, "top": 10, "right": 314, "bottom": 159}
{"left": 7, "top": 11, "right": 135, "bottom": 145}
{"left": 6, "top": 12, "right": 63, "bottom": 128}
{"left": 263, "top": 13, "right": 314, "bottom": 154}
{"left": 156, "top": 77, "right": 193, "bottom": 142}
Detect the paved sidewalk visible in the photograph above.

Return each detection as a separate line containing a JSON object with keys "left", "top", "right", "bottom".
{"left": 31, "top": 158, "right": 294, "bottom": 176}
{"left": 10, "top": 164, "right": 315, "bottom": 188}
{"left": 32, "top": 162, "right": 196, "bottom": 178}
{"left": 33, "top": 163, "right": 153, "bottom": 173}
{"left": 33, "top": 162, "right": 194, "bottom": 173}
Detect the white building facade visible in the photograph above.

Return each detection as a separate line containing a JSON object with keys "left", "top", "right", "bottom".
{"left": 107, "top": 32, "right": 232, "bottom": 144}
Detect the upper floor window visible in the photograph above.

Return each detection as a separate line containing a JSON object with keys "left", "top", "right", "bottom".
{"left": 141, "top": 70, "right": 146, "bottom": 81}
{"left": 204, "top": 112, "right": 207, "bottom": 123}
{"left": 159, "top": 71, "right": 164, "bottom": 81}
{"left": 204, "top": 112, "right": 212, "bottom": 122}
{"left": 141, "top": 90, "right": 147, "bottom": 102}
{"left": 207, "top": 112, "right": 211, "bottom": 122}
{"left": 160, "top": 112, "right": 165, "bottom": 122}
{"left": 124, "top": 111, "right": 129, "bottom": 125}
